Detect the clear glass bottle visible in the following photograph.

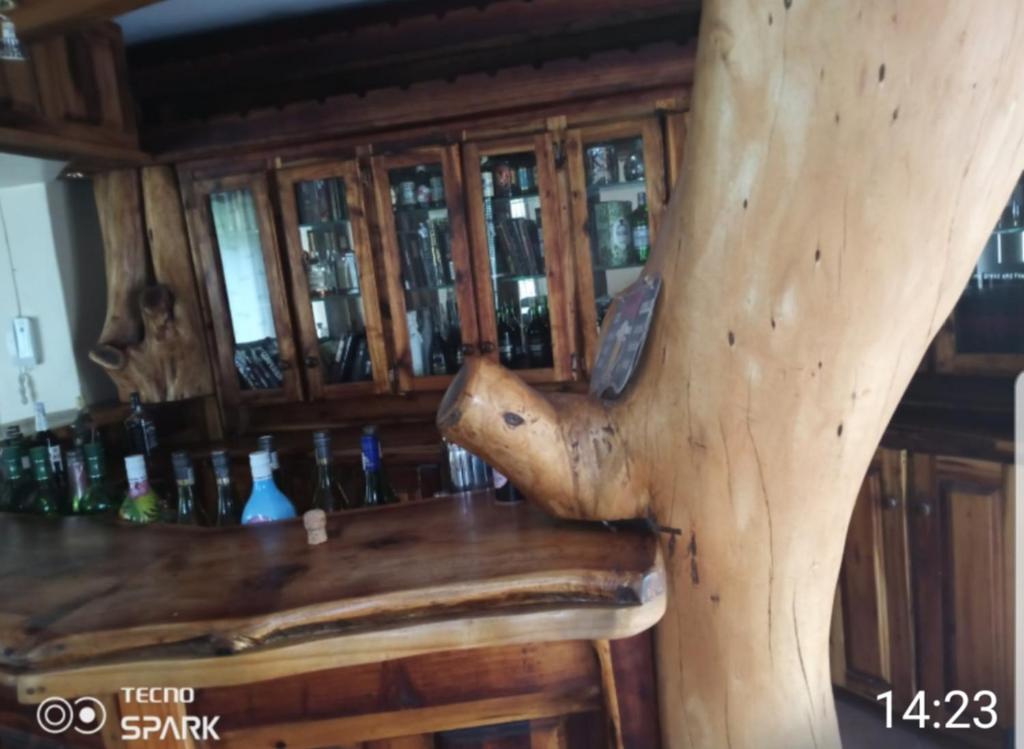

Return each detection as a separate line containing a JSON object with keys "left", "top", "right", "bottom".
{"left": 65, "top": 448, "right": 89, "bottom": 514}
{"left": 118, "top": 454, "right": 168, "bottom": 524}
{"left": 28, "top": 445, "right": 62, "bottom": 516}
{"left": 211, "top": 450, "right": 240, "bottom": 526}
{"left": 34, "top": 401, "right": 66, "bottom": 489}
{"left": 361, "top": 426, "right": 397, "bottom": 507}
{"left": 79, "top": 442, "right": 116, "bottom": 516}
{"left": 241, "top": 450, "right": 296, "bottom": 524}
{"left": 311, "top": 431, "right": 351, "bottom": 512}
{"left": 172, "top": 451, "right": 200, "bottom": 525}
{"left": 71, "top": 397, "right": 97, "bottom": 447}
{"left": 124, "top": 392, "right": 158, "bottom": 458}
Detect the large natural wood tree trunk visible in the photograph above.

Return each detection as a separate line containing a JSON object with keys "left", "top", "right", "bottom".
{"left": 439, "top": 2, "right": 1024, "bottom": 747}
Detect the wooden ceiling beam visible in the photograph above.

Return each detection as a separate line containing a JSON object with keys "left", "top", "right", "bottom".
{"left": 9, "top": 0, "right": 161, "bottom": 39}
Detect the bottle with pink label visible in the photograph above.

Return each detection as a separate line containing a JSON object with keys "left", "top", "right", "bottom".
{"left": 241, "top": 450, "right": 296, "bottom": 525}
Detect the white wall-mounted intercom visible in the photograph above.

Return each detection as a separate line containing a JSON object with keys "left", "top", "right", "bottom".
{"left": 7, "top": 316, "right": 40, "bottom": 368}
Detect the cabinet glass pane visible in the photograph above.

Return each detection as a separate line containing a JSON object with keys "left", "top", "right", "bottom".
{"left": 294, "top": 177, "right": 373, "bottom": 384}
{"left": 583, "top": 136, "right": 651, "bottom": 327}
{"left": 386, "top": 162, "right": 463, "bottom": 377}
{"left": 209, "top": 189, "right": 283, "bottom": 391}
{"left": 954, "top": 176, "right": 1024, "bottom": 354}
{"left": 480, "top": 151, "right": 552, "bottom": 370}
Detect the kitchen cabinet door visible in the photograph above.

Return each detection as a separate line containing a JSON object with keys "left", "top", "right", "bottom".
{"left": 371, "top": 145, "right": 478, "bottom": 392}
{"left": 463, "top": 134, "right": 574, "bottom": 383}
{"left": 276, "top": 160, "right": 391, "bottom": 399}
{"left": 565, "top": 119, "right": 667, "bottom": 373}
{"left": 834, "top": 449, "right": 916, "bottom": 706}
{"left": 909, "top": 455, "right": 1014, "bottom": 732}
{"left": 185, "top": 172, "right": 303, "bottom": 405}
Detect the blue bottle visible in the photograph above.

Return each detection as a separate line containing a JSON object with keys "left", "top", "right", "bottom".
{"left": 241, "top": 450, "right": 296, "bottom": 525}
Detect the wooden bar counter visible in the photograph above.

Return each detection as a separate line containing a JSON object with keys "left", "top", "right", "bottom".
{"left": 0, "top": 492, "right": 665, "bottom": 748}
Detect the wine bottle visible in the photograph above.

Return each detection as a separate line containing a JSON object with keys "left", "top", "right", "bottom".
{"left": 28, "top": 446, "right": 63, "bottom": 516}
{"left": 311, "top": 431, "right": 352, "bottom": 512}
{"left": 429, "top": 319, "right": 449, "bottom": 375}
{"left": 414, "top": 165, "right": 432, "bottom": 208}
{"left": 362, "top": 426, "right": 397, "bottom": 506}
{"left": 498, "top": 306, "right": 515, "bottom": 366}
{"left": 632, "top": 192, "right": 650, "bottom": 262}
{"left": 34, "top": 402, "right": 65, "bottom": 489}
{"left": 66, "top": 448, "right": 89, "bottom": 514}
{"left": 172, "top": 451, "right": 200, "bottom": 525}
{"left": 242, "top": 450, "right": 297, "bottom": 524}
{"left": 118, "top": 454, "right": 168, "bottom": 524}
{"left": 79, "top": 442, "right": 116, "bottom": 516}
{"left": 508, "top": 304, "right": 526, "bottom": 367}
{"left": 210, "top": 450, "right": 240, "bottom": 526}
{"left": 526, "top": 303, "right": 548, "bottom": 368}
{"left": 71, "top": 397, "right": 96, "bottom": 447}
{"left": 1, "top": 445, "right": 32, "bottom": 512}
{"left": 0, "top": 425, "right": 25, "bottom": 484}
{"left": 124, "top": 392, "right": 158, "bottom": 459}
{"left": 257, "top": 435, "right": 282, "bottom": 485}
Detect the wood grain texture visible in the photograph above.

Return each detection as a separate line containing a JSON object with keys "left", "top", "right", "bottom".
{"left": 439, "top": 1, "right": 1024, "bottom": 746}
{"left": 0, "top": 493, "right": 663, "bottom": 703}
{"left": 89, "top": 165, "right": 215, "bottom": 402}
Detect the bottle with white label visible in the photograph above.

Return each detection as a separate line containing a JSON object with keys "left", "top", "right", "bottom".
{"left": 34, "top": 402, "right": 65, "bottom": 490}
{"left": 242, "top": 450, "right": 297, "bottom": 524}
{"left": 118, "top": 454, "right": 168, "bottom": 524}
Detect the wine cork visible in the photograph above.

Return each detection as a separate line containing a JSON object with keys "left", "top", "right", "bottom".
{"left": 303, "top": 509, "right": 327, "bottom": 546}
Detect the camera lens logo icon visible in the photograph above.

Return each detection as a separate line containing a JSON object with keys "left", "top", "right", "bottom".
{"left": 36, "top": 696, "right": 106, "bottom": 735}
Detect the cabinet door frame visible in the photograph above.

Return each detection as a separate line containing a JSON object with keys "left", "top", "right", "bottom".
{"left": 565, "top": 118, "right": 667, "bottom": 373}
{"left": 185, "top": 171, "right": 303, "bottom": 406}
{"left": 463, "top": 132, "right": 572, "bottom": 382}
{"left": 275, "top": 160, "right": 391, "bottom": 399}
{"left": 370, "top": 145, "right": 478, "bottom": 393}
{"left": 932, "top": 314, "right": 1024, "bottom": 376}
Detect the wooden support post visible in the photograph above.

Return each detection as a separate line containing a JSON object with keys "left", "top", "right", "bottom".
{"left": 439, "top": 1, "right": 1024, "bottom": 746}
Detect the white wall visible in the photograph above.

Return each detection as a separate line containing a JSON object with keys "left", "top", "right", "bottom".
{"left": 0, "top": 176, "right": 113, "bottom": 429}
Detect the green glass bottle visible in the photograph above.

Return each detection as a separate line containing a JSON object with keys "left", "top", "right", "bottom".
{"left": 118, "top": 454, "right": 169, "bottom": 524}
{"left": 28, "top": 446, "right": 62, "bottom": 516}
{"left": 361, "top": 426, "right": 397, "bottom": 507}
{"left": 66, "top": 448, "right": 89, "bottom": 514}
{"left": 211, "top": 450, "right": 240, "bottom": 526}
{"left": 172, "top": 451, "right": 200, "bottom": 525}
{"left": 79, "top": 442, "right": 116, "bottom": 515}
{"left": 311, "top": 431, "right": 352, "bottom": 512}
{"left": 632, "top": 192, "right": 650, "bottom": 262}
{"left": 1, "top": 445, "right": 32, "bottom": 512}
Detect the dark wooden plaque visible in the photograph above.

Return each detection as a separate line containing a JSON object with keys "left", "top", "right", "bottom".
{"left": 589, "top": 272, "right": 662, "bottom": 400}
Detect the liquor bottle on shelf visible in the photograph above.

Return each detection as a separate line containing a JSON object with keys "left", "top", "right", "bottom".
{"left": 632, "top": 192, "right": 650, "bottom": 262}
{"left": 79, "top": 442, "right": 116, "bottom": 516}
{"left": 1, "top": 445, "right": 32, "bottom": 512}
{"left": 526, "top": 302, "right": 552, "bottom": 368}
{"left": 66, "top": 448, "right": 89, "bottom": 514}
{"left": 414, "top": 166, "right": 432, "bottom": 208}
{"left": 493, "top": 469, "right": 523, "bottom": 503}
{"left": 257, "top": 435, "right": 282, "bottom": 485}
{"left": 0, "top": 425, "right": 26, "bottom": 482}
{"left": 118, "top": 454, "right": 169, "bottom": 524}
{"left": 361, "top": 426, "right": 397, "bottom": 507}
{"left": 429, "top": 322, "right": 449, "bottom": 375}
{"left": 508, "top": 304, "right": 526, "bottom": 368}
{"left": 28, "top": 446, "right": 62, "bottom": 516}
{"left": 241, "top": 450, "right": 297, "bottom": 524}
{"left": 497, "top": 306, "right": 515, "bottom": 367}
{"left": 211, "top": 450, "right": 240, "bottom": 526}
{"left": 33, "top": 402, "right": 65, "bottom": 489}
{"left": 312, "top": 431, "right": 352, "bottom": 512}
{"left": 124, "top": 392, "right": 158, "bottom": 459}
{"left": 172, "top": 451, "right": 200, "bottom": 525}
{"left": 429, "top": 173, "right": 445, "bottom": 208}
{"left": 408, "top": 310, "right": 426, "bottom": 377}
{"left": 71, "top": 397, "right": 97, "bottom": 447}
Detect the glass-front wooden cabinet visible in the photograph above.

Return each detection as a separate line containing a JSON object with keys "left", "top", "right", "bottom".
{"left": 372, "top": 145, "right": 478, "bottom": 392}
{"left": 567, "top": 119, "right": 667, "bottom": 371}
{"left": 187, "top": 173, "right": 303, "bottom": 405}
{"left": 276, "top": 161, "right": 391, "bottom": 398}
{"left": 463, "top": 134, "right": 573, "bottom": 382}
